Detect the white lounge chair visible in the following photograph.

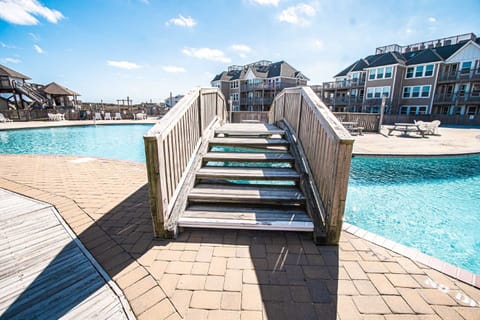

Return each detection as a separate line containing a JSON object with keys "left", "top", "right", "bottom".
{"left": 0, "top": 113, "right": 13, "bottom": 122}
{"left": 426, "top": 120, "right": 441, "bottom": 135}
{"left": 94, "top": 112, "right": 102, "bottom": 120}
{"left": 114, "top": 112, "right": 122, "bottom": 120}
{"left": 104, "top": 112, "right": 112, "bottom": 120}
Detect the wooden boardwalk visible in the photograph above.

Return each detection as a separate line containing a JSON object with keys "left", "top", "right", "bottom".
{"left": 0, "top": 189, "right": 130, "bottom": 320}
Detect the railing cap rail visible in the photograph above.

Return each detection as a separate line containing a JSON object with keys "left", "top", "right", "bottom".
{"left": 144, "top": 87, "right": 222, "bottom": 138}
{"left": 279, "top": 86, "right": 355, "bottom": 145}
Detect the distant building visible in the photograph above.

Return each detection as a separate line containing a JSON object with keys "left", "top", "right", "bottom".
{"left": 211, "top": 60, "right": 309, "bottom": 112}
{"left": 165, "top": 94, "right": 184, "bottom": 108}
{"left": 314, "top": 33, "right": 480, "bottom": 117}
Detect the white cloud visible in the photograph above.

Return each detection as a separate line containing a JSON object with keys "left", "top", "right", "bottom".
{"left": 313, "top": 39, "right": 324, "bottom": 50}
{"left": 249, "top": 0, "right": 279, "bottom": 6}
{"left": 182, "top": 47, "right": 231, "bottom": 63}
{"left": 34, "top": 44, "right": 43, "bottom": 53}
{"left": 2, "top": 57, "right": 21, "bottom": 63}
{"left": 0, "top": 41, "right": 16, "bottom": 48}
{"left": 165, "top": 14, "right": 196, "bottom": 27}
{"left": 231, "top": 44, "right": 251, "bottom": 53}
{"left": 0, "top": 0, "right": 64, "bottom": 25}
{"left": 162, "top": 66, "right": 186, "bottom": 73}
{"left": 428, "top": 16, "right": 436, "bottom": 23}
{"left": 278, "top": 3, "right": 316, "bottom": 26}
{"left": 107, "top": 60, "right": 141, "bottom": 70}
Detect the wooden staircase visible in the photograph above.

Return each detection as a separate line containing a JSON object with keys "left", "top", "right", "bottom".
{"left": 177, "top": 123, "right": 314, "bottom": 232}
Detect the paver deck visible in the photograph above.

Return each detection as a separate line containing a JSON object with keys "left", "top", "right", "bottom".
{"left": 0, "top": 188, "right": 131, "bottom": 319}
{"left": 0, "top": 154, "right": 479, "bottom": 320}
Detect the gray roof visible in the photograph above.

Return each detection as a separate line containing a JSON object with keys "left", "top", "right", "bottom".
{"left": 334, "top": 39, "right": 474, "bottom": 77}
{"left": 211, "top": 60, "right": 309, "bottom": 82}
{"left": 0, "top": 64, "right": 31, "bottom": 80}
{"left": 42, "top": 82, "right": 80, "bottom": 96}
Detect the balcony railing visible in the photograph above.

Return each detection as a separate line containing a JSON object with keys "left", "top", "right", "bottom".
{"left": 434, "top": 92, "right": 480, "bottom": 103}
{"left": 239, "top": 97, "right": 274, "bottom": 105}
{"left": 322, "top": 79, "right": 366, "bottom": 90}
{"left": 240, "top": 83, "right": 289, "bottom": 91}
{"left": 438, "top": 69, "right": 480, "bottom": 82}
{"left": 322, "top": 96, "right": 364, "bottom": 105}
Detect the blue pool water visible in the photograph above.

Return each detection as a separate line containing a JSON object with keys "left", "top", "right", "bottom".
{"left": 0, "top": 125, "right": 479, "bottom": 274}
{"left": 345, "top": 156, "right": 480, "bottom": 275}
{"left": 0, "top": 124, "right": 153, "bottom": 162}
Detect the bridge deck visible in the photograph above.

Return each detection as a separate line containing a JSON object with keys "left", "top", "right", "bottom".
{"left": 0, "top": 189, "right": 129, "bottom": 320}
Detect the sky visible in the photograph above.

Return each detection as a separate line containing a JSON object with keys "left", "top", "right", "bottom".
{"left": 0, "top": 0, "right": 479, "bottom": 104}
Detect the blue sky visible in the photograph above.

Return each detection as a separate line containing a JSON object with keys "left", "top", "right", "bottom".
{"left": 0, "top": 0, "right": 479, "bottom": 103}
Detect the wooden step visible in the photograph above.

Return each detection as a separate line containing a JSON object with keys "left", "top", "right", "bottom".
{"left": 188, "top": 184, "right": 305, "bottom": 205}
{"left": 209, "top": 137, "right": 289, "bottom": 148}
{"left": 203, "top": 152, "right": 294, "bottom": 163}
{"left": 196, "top": 167, "right": 299, "bottom": 181}
{"left": 215, "top": 123, "right": 284, "bottom": 136}
{"left": 179, "top": 205, "right": 313, "bottom": 232}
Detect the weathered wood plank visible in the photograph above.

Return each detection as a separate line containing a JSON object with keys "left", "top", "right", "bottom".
{"left": 183, "top": 207, "right": 312, "bottom": 222}
{"left": 0, "top": 190, "right": 128, "bottom": 319}
{"left": 202, "top": 152, "right": 294, "bottom": 163}
{"left": 178, "top": 217, "right": 313, "bottom": 232}
{"left": 189, "top": 184, "right": 305, "bottom": 204}
{"left": 209, "top": 137, "right": 289, "bottom": 147}
{"left": 196, "top": 167, "right": 300, "bottom": 180}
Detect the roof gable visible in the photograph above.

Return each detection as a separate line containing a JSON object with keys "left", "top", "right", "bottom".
{"left": 445, "top": 40, "right": 480, "bottom": 63}
{"left": 43, "top": 82, "right": 80, "bottom": 96}
{"left": 0, "top": 64, "right": 31, "bottom": 80}
{"left": 368, "top": 52, "right": 405, "bottom": 68}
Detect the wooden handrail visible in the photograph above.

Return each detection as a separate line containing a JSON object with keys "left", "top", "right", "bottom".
{"left": 269, "top": 86, "right": 354, "bottom": 244}
{"left": 144, "top": 88, "right": 227, "bottom": 237}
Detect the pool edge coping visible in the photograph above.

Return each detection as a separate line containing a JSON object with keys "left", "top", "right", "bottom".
{"left": 342, "top": 222, "right": 480, "bottom": 289}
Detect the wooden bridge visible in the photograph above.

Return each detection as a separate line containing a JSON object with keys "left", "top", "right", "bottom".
{"left": 144, "top": 87, "right": 354, "bottom": 244}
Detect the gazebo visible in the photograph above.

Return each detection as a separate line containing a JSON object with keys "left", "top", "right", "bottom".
{"left": 42, "top": 82, "right": 80, "bottom": 109}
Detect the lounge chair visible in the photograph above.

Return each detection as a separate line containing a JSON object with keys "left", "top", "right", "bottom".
{"left": 114, "top": 112, "right": 122, "bottom": 120}
{"left": 104, "top": 112, "right": 112, "bottom": 120}
{"left": 427, "top": 120, "right": 441, "bottom": 135}
{"left": 0, "top": 113, "right": 13, "bottom": 122}
{"left": 94, "top": 112, "right": 102, "bottom": 120}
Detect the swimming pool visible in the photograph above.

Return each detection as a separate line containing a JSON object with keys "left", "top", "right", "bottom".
{"left": 0, "top": 125, "right": 478, "bottom": 275}
{"left": 0, "top": 124, "right": 153, "bottom": 162}
{"left": 345, "top": 155, "right": 480, "bottom": 275}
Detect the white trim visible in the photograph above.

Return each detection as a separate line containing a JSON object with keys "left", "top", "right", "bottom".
{"left": 445, "top": 40, "right": 480, "bottom": 63}
{"left": 402, "top": 85, "right": 432, "bottom": 98}
{"left": 405, "top": 63, "right": 435, "bottom": 79}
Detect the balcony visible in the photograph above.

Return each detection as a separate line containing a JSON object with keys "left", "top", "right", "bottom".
{"left": 323, "top": 96, "right": 364, "bottom": 106}
{"left": 240, "top": 83, "right": 288, "bottom": 91}
{"left": 438, "top": 69, "right": 480, "bottom": 82}
{"left": 434, "top": 91, "right": 480, "bottom": 104}
{"left": 322, "top": 79, "right": 366, "bottom": 91}
{"left": 0, "top": 77, "right": 13, "bottom": 90}
{"left": 239, "top": 97, "right": 274, "bottom": 105}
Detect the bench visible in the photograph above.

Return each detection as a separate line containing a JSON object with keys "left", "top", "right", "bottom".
{"left": 388, "top": 123, "right": 426, "bottom": 138}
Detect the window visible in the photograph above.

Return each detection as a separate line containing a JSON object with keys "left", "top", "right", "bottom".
{"left": 367, "top": 87, "right": 374, "bottom": 98}
{"left": 425, "top": 65, "right": 434, "bottom": 77}
{"left": 368, "top": 67, "right": 392, "bottom": 80}
{"left": 366, "top": 86, "right": 390, "bottom": 99}
{"left": 402, "top": 85, "right": 431, "bottom": 98}
{"left": 421, "top": 86, "right": 430, "bottom": 97}
{"left": 472, "top": 84, "right": 480, "bottom": 97}
{"left": 461, "top": 61, "right": 472, "bottom": 73}
{"left": 400, "top": 105, "right": 428, "bottom": 115}
{"left": 411, "top": 87, "right": 420, "bottom": 98}
{"left": 351, "top": 72, "right": 358, "bottom": 80}
{"left": 415, "top": 66, "right": 424, "bottom": 78}
{"left": 405, "top": 64, "right": 434, "bottom": 78}
{"left": 376, "top": 68, "right": 384, "bottom": 79}
{"left": 385, "top": 67, "right": 392, "bottom": 78}
{"left": 406, "top": 67, "right": 414, "bottom": 78}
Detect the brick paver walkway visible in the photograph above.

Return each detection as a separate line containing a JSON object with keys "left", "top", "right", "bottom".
{"left": 0, "top": 154, "right": 478, "bottom": 320}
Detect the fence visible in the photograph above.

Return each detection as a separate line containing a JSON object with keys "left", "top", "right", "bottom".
{"left": 383, "top": 114, "right": 480, "bottom": 126}
{"left": 143, "top": 88, "right": 227, "bottom": 237}
{"left": 230, "top": 111, "right": 269, "bottom": 123}
{"left": 269, "top": 86, "right": 354, "bottom": 244}
{"left": 334, "top": 112, "right": 381, "bottom": 132}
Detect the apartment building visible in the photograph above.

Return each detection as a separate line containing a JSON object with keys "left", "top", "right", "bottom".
{"left": 315, "top": 33, "right": 480, "bottom": 118}
{"left": 211, "top": 60, "right": 309, "bottom": 111}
